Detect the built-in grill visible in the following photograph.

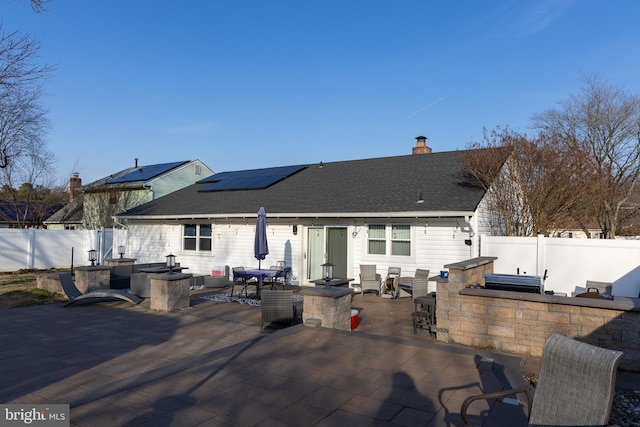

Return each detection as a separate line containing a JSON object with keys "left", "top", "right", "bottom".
{"left": 484, "top": 273, "right": 544, "bottom": 294}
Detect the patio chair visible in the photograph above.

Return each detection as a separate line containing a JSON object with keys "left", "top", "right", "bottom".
{"left": 359, "top": 264, "right": 382, "bottom": 295}
{"left": 260, "top": 289, "right": 297, "bottom": 331}
{"left": 264, "top": 265, "right": 286, "bottom": 289}
{"left": 397, "top": 268, "right": 430, "bottom": 298}
{"left": 60, "top": 272, "right": 142, "bottom": 306}
{"left": 412, "top": 277, "right": 435, "bottom": 335}
{"left": 231, "top": 267, "right": 256, "bottom": 298}
{"left": 460, "top": 333, "right": 624, "bottom": 427}
{"left": 271, "top": 266, "right": 292, "bottom": 289}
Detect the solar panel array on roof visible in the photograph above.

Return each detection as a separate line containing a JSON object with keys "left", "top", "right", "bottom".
{"left": 199, "top": 164, "right": 307, "bottom": 191}
{"left": 107, "top": 161, "right": 189, "bottom": 184}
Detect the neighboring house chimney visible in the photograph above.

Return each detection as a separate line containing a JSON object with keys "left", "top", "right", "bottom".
{"left": 412, "top": 135, "right": 432, "bottom": 155}
{"left": 69, "top": 172, "right": 82, "bottom": 202}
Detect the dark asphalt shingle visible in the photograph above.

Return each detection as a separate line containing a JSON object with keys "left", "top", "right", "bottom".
{"left": 119, "top": 149, "right": 502, "bottom": 218}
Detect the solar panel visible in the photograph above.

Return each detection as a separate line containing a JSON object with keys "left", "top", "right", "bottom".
{"left": 107, "top": 161, "right": 189, "bottom": 184}
{"left": 199, "top": 164, "right": 307, "bottom": 191}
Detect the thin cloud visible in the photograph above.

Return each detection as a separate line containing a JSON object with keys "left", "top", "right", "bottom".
{"left": 519, "top": 0, "right": 574, "bottom": 35}
{"left": 406, "top": 96, "right": 446, "bottom": 120}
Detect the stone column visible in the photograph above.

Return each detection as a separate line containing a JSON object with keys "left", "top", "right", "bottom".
{"left": 300, "top": 287, "right": 353, "bottom": 331}
{"left": 149, "top": 273, "right": 192, "bottom": 312}
{"left": 436, "top": 256, "right": 496, "bottom": 343}
{"left": 74, "top": 265, "right": 111, "bottom": 293}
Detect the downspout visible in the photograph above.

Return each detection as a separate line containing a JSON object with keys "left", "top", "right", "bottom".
{"left": 465, "top": 215, "right": 476, "bottom": 258}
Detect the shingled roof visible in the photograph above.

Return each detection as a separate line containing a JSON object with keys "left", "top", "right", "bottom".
{"left": 83, "top": 160, "right": 192, "bottom": 191}
{"left": 118, "top": 149, "right": 501, "bottom": 220}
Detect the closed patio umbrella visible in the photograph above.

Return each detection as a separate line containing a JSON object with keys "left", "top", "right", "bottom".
{"left": 254, "top": 207, "right": 269, "bottom": 269}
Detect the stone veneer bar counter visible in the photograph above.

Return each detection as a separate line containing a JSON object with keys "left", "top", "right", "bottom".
{"left": 300, "top": 287, "right": 353, "bottom": 331}
{"left": 435, "top": 256, "right": 640, "bottom": 371}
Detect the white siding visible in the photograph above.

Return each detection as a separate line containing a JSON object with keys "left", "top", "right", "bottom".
{"left": 125, "top": 218, "right": 474, "bottom": 284}
{"left": 126, "top": 222, "right": 175, "bottom": 264}
{"left": 151, "top": 160, "right": 213, "bottom": 198}
{"left": 349, "top": 218, "right": 473, "bottom": 280}
{"left": 126, "top": 221, "right": 302, "bottom": 278}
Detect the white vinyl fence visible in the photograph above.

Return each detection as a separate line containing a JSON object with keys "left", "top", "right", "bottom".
{"left": 480, "top": 234, "right": 640, "bottom": 298}
{"left": 0, "top": 228, "right": 122, "bottom": 272}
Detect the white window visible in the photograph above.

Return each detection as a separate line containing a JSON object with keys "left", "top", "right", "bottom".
{"left": 391, "top": 225, "right": 411, "bottom": 256}
{"left": 367, "top": 224, "right": 386, "bottom": 255}
{"left": 367, "top": 224, "right": 411, "bottom": 256}
{"left": 183, "top": 224, "right": 212, "bottom": 251}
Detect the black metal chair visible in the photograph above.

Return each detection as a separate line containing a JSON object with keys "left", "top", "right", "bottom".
{"left": 412, "top": 276, "right": 436, "bottom": 336}
{"left": 231, "top": 267, "right": 255, "bottom": 298}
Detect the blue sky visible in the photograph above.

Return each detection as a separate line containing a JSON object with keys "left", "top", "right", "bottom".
{"left": 3, "top": 0, "right": 640, "bottom": 185}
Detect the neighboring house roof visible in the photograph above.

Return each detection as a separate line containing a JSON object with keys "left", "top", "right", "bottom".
{"left": 118, "top": 149, "right": 498, "bottom": 220}
{"left": 43, "top": 195, "right": 84, "bottom": 225}
{"left": 45, "top": 160, "right": 209, "bottom": 227}
{"left": 0, "top": 200, "right": 66, "bottom": 227}
{"left": 83, "top": 160, "right": 192, "bottom": 191}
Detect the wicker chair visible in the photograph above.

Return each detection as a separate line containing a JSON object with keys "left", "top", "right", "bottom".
{"left": 260, "top": 289, "right": 297, "bottom": 331}
{"left": 359, "top": 264, "right": 382, "bottom": 295}
{"left": 461, "top": 333, "right": 624, "bottom": 426}
{"left": 397, "top": 268, "right": 430, "bottom": 298}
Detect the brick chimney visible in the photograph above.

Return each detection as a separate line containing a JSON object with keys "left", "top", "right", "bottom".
{"left": 412, "top": 135, "right": 432, "bottom": 155}
{"left": 69, "top": 172, "right": 82, "bottom": 202}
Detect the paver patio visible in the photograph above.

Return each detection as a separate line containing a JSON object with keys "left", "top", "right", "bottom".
{"left": 0, "top": 288, "right": 556, "bottom": 426}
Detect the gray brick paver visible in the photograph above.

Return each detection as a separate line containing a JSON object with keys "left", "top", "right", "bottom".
{"left": 2, "top": 291, "right": 532, "bottom": 426}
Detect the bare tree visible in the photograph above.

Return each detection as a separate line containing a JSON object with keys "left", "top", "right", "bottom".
{"left": 3, "top": 0, "right": 51, "bottom": 13}
{"left": 462, "top": 127, "right": 590, "bottom": 236}
{"left": 533, "top": 75, "right": 640, "bottom": 238}
{"left": 0, "top": 144, "right": 63, "bottom": 227}
{"left": 0, "top": 25, "right": 54, "bottom": 170}
{"left": 28, "top": 0, "right": 51, "bottom": 13}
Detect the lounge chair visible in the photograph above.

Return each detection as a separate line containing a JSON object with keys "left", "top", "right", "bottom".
{"left": 60, "top": 272, "right": 142, "bottom": 306}
{"left": 460, "top": 333, "right": 624, "bottom": 426}
{"left": 260, "top": 289, "right": 297, "bottom": 331}
{"left": 359, "top": 264, "right": 382, "bottom": 295}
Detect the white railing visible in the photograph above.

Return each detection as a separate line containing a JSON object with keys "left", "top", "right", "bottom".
{"left": 480, "top": 234, "right": 640, "bottom": 298}
{"left": 2, "top": 228, "right": 639, "bottom": 298}
{"left": 0, "top": 228, "right": 126, "bottom": 272}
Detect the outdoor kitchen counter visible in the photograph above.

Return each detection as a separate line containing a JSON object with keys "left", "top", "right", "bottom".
{"left": 459, "top": 287, "right": 640, "bottom": 312}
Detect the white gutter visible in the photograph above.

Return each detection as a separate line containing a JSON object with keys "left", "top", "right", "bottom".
{"left": 117, "top": 210, "right": 476, "bottom": 221}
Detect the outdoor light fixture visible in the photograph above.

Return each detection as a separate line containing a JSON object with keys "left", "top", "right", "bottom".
{"left": 88, "top": 249, "right": 97, "bottom": 266}
{"left": 118, "top": 245, "right": 125, "bottom": 258}
{"left": 166, "top": 253, "right": 176, "bottom": 273}
{"left": 321, "top": 262, "right": 334, "bottom": 289}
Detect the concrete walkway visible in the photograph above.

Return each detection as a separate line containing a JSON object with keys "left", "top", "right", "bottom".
{"left": 0, "top": 289, "right": 556, "bottom": 426}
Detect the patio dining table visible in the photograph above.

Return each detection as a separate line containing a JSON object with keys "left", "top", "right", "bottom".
{"left": 242, "top": 268, "right": 279, "bottom": 298}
